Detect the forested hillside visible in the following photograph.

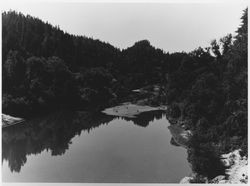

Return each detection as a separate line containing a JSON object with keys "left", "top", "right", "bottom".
{"left": 165, "top": 8, "right": 248, "bottom": 179}
{"left": 2, "top": 10, "right": 180, "bottom": 116}
{"left": 2, "top": 9, "right": 248, "bottom": 179}
{"left": 2, "top": 12, "right": 120, "bottom": 70}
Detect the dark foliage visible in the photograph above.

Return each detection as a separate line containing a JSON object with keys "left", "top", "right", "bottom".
{"left": 2, "top": 11, "right": 174, "bottom": 116}
{"left": 165, "top": 8, "right": 248, "bottom": 178}
{"left": 2, "top": 8, "right": 248, "bottom": 180}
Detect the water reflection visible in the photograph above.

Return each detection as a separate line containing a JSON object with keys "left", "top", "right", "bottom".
{"left": 2, "top": 110, "right": 115, "bottom": 173}
{"left": 2, "top": 110, "right": 168, "bottom": 173}
{"left": 122, "top": 110, "right": 165, "bottom": 127}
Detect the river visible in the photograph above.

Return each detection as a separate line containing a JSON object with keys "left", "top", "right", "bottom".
{"left": 2, "top": 110, "right": 191, "bottom": 183}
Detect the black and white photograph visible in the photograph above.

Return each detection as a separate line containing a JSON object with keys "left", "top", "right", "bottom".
{"left": 1, "top": 0, "right": 248, "bottom": 184}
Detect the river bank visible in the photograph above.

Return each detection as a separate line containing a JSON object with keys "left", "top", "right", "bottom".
{"left": 3, "top": 84, "right": 247, "bottom": 184}
{"left": 102, "top": 102, "right": 167, "bottom": 118}
{"left": 165, "top": 104, "right": 248, "bottom": 184}
{"left": 180, "top": 149, "right": 248, "bottom": 184}
{"left": 2, "top": 114, "right": 25, "bottom": 128}
{"left": 168, "top": 125, "right": 192, "bottom": 148}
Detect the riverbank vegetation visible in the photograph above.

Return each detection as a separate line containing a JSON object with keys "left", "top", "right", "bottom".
{"left": 2, "top": 8, "right": 247, "bottom": 181}
{"left": 165, "top": 8, "right": 247, "bottom": 179}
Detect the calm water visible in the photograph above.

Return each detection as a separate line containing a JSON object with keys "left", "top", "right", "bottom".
{"left": 2, "top": 110, "right": 191, "bottom": 183}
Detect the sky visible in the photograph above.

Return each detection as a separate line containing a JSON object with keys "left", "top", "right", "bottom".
{"left": 1, "top": 0, "right": 248, "bottom": 53}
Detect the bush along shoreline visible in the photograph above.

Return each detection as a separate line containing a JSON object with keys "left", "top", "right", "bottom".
{"left": 156, "top": 8, "right": 248, "bottom": 184}
{"left": 166, "top": 105, "right": 248, "bottom": 184}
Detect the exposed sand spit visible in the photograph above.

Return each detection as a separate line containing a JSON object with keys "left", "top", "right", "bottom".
{"left": 2, "top": 114, "right": 25, "bottom": 128}
{"left": 102, "top": 103, "right": 167, "bottom": 118}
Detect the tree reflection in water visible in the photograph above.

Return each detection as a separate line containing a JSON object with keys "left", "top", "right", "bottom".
{"left": 123, "top": 110, "right": 165, "bottom": 127}
{"left": 2, "top": 110, "right": 167, "bottom": 173}
{"left": 2, "top": 110, "right": 114, "bottom": 173}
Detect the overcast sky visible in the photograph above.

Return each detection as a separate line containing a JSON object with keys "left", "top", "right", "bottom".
{"left": 2, "top": 0, "right": 248, "bottom": 53}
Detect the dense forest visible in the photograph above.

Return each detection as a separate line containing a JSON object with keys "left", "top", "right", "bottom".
{"left": 167, "top": 9, "right": 248, "bottom": 178}
{"left": 2, "top": 9, "right": 248, "bottom": 180}
{"left": 2, "top": 11, "right": 171, "bottom": 116}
